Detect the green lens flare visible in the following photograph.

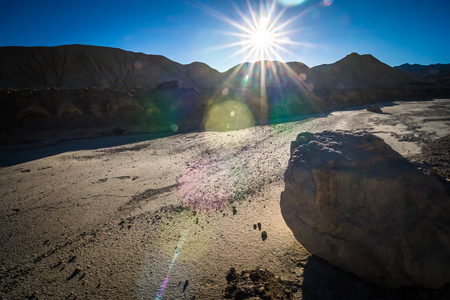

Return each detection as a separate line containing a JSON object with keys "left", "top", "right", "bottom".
{"left": 204, "top": 100, "right": 255, "bottom": 132}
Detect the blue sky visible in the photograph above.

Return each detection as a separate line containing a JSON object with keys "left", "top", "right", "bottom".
{"left": 1, "top": 0, "right": 449, "bottom": 72}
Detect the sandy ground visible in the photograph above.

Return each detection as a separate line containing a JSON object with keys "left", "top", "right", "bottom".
{"left": 0, "top": 99, "right": 449, "bottom": 299}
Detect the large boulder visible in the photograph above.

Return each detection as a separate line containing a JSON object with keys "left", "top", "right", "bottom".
{"left": 281, "top": 131, "right": 450, "bottom": 289}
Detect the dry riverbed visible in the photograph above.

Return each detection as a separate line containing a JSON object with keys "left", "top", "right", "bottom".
{"left": 1, "top": 99, "right": 449, "bottom": 299}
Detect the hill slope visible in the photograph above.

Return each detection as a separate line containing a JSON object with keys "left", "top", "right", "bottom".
{"left": 311, "top": 53, "right": 430, "bottom": 89}
{"left": 0, "top": 45, "right": 223, "bottom": 89}
{"left": 1, "top": 46, "right": 449, "bottom": 144}
{"left": 1, "top": 45, "right": 435, "bottom": 90}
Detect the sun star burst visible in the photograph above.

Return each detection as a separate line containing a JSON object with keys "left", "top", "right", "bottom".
{"left": 233, "top": 2, "right": 293, "bottom": 63}
{"left": 200, "top": 0, "right": 314, "bottom": 122}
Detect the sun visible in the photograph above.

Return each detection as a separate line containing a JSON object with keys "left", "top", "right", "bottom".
{"left": 199, "top": 1, "right": 313, "bottom": 120}
{"left": 201, "top": 1, "right": 303, "bottom": 63}
{"left": 249, "top": 17, "right": 275, "bottom": 52}
{"left": 234, "top": 3, "right": 291, "bottom": 63}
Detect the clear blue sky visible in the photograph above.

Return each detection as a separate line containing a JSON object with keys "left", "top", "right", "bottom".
{"left": 1, "top": 0, "right": 449, "bottom": 72}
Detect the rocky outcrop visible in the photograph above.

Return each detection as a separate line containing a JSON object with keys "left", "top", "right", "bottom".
{"left": 281, "top": 131, "right": 450, "bottom": 289}
{"left": 0, "top": 88, "right": 147, "bottom": 143}
{"left": 156, "top": 80, "right": 179, "bottom": 90}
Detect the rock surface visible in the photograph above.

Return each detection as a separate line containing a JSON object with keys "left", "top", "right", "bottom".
{"left": 281, "top": 131, "right": 450, "bottom": 289}
{"left": 223, "top": 267, "right": 302, "bottom": 299}
{"left": 366, "top": 104, "right": 383, "bottom": 113}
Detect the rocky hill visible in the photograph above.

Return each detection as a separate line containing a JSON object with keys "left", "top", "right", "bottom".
{"left": 1, "top": 45, "right": 449, "bottom": 144}
{"left": 0, "top": 45, "right": 437, "bottom": 90}
{"left": 311, "top": 53, "right": 430, "bottom": 89}
{"left": 221, "top": 53, "right": 433, "bottom": 90}
{"left": 0, "top": 45, "right": 223, "bottom": 89}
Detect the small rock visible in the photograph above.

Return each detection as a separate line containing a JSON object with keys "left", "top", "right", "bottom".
{"left": 258, "top": 223, "right": 262, "bottom": 231}
{"left": 366, "top": 104, "right": 382, "bottom": 113}
{"left": 67, "top": 267, "right": 81, "bottom": 280}
{"left": 226, "top": 267, "right": 237, "bottom": 283}
{"left": 261, "top": 231, "right": 268, "bottom": 241}
{"left": 183, "top": 279, "right": 189, "bottom": 292}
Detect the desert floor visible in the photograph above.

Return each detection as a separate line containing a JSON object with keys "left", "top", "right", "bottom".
{"left": 1, "top": 99, "right": 449, "bottom": 299}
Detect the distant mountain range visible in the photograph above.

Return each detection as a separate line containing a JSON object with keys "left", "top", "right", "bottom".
{"left": 1, "top": 45, "right": 448, "bottom": 89}
{"left": 394, "top": 63, "right": 450, "bottom": 85}
{"left": 0, "top": 45, "right": 449, "bottom": 145}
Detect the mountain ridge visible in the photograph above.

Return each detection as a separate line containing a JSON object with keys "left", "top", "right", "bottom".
{"left": 394, "top": 62, "right": 450, "bottom": 85}
{"left": 1, "top": 44, "right": 445, "bottom": 90}
{"left": 1, "top": 45, "right": 450, "bottom": 145}
{"left": 0, "top": 45, "right": 224, "bottom": 89}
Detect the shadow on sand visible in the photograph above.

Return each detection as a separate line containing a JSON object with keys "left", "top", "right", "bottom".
{"left": 302, "top": 255, "right": 450, "bottom": 300}
{"left": 0, "top": 101, "right": 398, "bottom": 167}
{"left": 0, "top": 110, "right": 332, "bottom": 167}
{"left": 0, "top": 132, "right": 177, "bottom": 167}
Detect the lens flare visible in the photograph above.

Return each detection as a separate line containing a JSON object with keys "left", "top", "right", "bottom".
{"left": 195, "top": 1, "right": 323, "bottom": 130}
{"left": 134, "top": 60, "right": 142, "bottom": 69}
{"left": 227, "top": 1, "right": 303, "bottom": 63}
{"left": 321, "top": 0, "right": 333, "bottom": 7}
{"left": 201, "top": 1, "right": 315, "bottom": 112}
{"left": 155, "top": 229, "right": 189, "bottom": 300}
{"left": 204, "top": 100, "right": 255, "bottom": 132}
{"left": 199, "top": 0, "right": 314, "bottom": 64}
{"left": 170, "top": 124, "right": 179, "bottom": 132}
{"left": 179, "top": 158, "right": 235, "bottom": 212}
{"left": 276, "top": 0, "right": 307, "bottom": 6}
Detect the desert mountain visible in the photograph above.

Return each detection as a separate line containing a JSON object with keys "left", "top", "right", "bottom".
{"left": 1, "top": 45, "right": 449, "bottom": 145}
{"left": 0, "top": 45, "right": 223, "bottom": 89}
{"left": 220, "top": 53, "right": 433, "bottom": 90}
{"left": 310, "top": 53, "right": 430, "bottom": 89}
{"left": 222, "top": 61, "right": 311, "bottom": 88}
{"left": 0, "top": 45, "right": 435, "bottom": 90}
{"left": 394, "top": 63, "right": 450, "bottom": 85}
